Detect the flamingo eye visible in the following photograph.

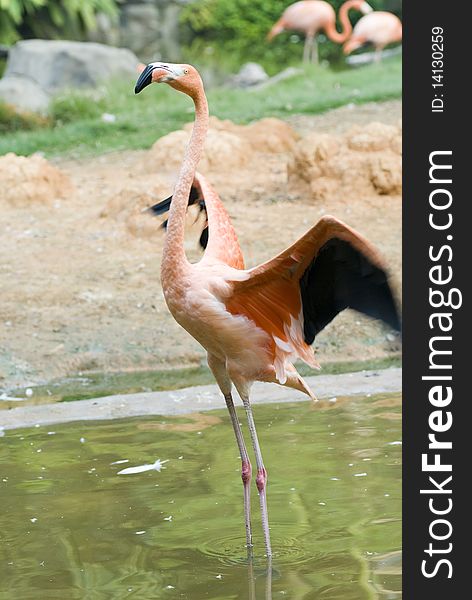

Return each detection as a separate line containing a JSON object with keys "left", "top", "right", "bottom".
{"left": 184, "top": 68, "right": 189, "bottom": 74}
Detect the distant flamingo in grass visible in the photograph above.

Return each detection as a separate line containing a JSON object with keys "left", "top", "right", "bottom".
{"left": 343, "top": 10, "right": 402, "bottom": 61}
{"left": 134, "top": 62, "right": 400, "bottom": 557}
{"left": 267, "top": 0, "right": 373, "bottom": 64}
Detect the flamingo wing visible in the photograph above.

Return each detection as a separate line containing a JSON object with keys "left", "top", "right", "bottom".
{"left": 225, "top": 216, "right": 399, "bottom": 375}
{"left": 148, "top": 180, "right": 208, "bottom": 250}
{"left": 148, "top": 173, "right": 244, "bottom": 269}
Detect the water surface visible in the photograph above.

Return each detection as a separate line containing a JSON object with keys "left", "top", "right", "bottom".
{"left": 0, "top": 394, "right": 401, "bottom": 599}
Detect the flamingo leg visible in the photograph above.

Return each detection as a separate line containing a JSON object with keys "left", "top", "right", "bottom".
{"left": 311, "top": 36, "right": 319, "bottom": 65}
{"left": 241, "top": 394, "right": 272, "bottom": 558}
{"left": 207, "top": 354, "right": 253, "bottom": 554}
{"left": 247, "top": 558, "right": 256, "bottom": 600}
{"left": 248, "top": 557, "right": 272, "bottom": 600}
{"left": 265, "top": 557, "right": 273, "bottom": 600}
{"left": 224, "top": 393, "right": 254, "bottom": 554}
{"left": 303, "top": 33, "right": 313, "bottom": 63}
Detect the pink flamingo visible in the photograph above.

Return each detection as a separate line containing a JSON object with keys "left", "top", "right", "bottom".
{"left": 135, "top": 62, "right": 400, "bottom": 557}
{"left": 267, "top": 0, "right": 373, "bottom": 64}
{"left": 343, "top": 10, "right": 402, "bottom": 62}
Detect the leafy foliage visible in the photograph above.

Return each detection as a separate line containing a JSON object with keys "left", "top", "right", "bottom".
{"left": 180, "top": 0, "right": 402, "bottom": 72}
{"left": 0, "top": 0, "right": 118, "bottom": 44}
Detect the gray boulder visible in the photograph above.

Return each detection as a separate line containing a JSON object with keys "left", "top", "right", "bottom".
{"left": 119, "top": 3, "right": 162, "bottom": 59}
{"left": 4, "top": 39, "right": 139, "bottom": 94}
{"left": 250, "top": 67, "right": 302, "bottom": 91}
{"left": 0, "top": 76, "right": 50, "bottom": 115}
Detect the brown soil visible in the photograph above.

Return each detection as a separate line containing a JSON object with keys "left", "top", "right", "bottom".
{"left": 0, "top": 153, "right": 73, "bottom": 208}
{"left": 0, "top": 100, "right": 401, "bottom": 389}
{"left": 288, "top": 121, "right": 402, "bottom": 199}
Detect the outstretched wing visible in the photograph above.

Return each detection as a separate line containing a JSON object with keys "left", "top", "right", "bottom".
{"left": 299, "top": 236, "right": 400, "bottom": 343}
{"left": 225, "top": 216, "right": 400, "bottom": 379}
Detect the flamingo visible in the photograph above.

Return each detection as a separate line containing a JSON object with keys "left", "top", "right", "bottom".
{"left": 134, "top": 62, "right": 400, "bottom": 558}
{"left": 343, "top": 10, "right": 402, "bottom": 62}
{"left": 267, "top": 0, "right": 373, "bottom": 64}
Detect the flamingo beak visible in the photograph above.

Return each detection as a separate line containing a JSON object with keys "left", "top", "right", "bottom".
{"left": 134, "top": 63, "right": 175, "bottom": 94}
{"left": 360, "top": 2, "right": 373, "bottom": 14}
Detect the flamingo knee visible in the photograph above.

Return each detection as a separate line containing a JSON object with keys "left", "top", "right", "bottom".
{"left": 242, "top": 459, "right": 252, "bottom": 485}
{"left": 256, "top": 467, "right": 267, "bottom": 494}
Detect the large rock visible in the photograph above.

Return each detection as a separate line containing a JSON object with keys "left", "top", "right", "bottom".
{"left": 0, "top": 76, "right": 50, "bottom": 115}
{"left": 88, "top": 0, "right": 191, "bottom": 62}
{"left": 4, "top": 39, "right": 139, "bottom": 94}
{"left": 119, "top": 3, "right": 162, "bottom": 59}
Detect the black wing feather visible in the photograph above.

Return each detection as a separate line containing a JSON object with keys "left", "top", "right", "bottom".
{"left": 199, "top": 226, "right": 209, "bottom": 250}
{"left": 147, "top": 194, "right": 172, "bottom": 216}
{"left": 147, "top": 185, "right": 208, "bottom": 250}
{"left": 300, "top": 238, "right": 400, "bottom": 344}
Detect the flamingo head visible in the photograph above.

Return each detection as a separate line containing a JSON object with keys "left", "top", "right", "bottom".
{"left": 343, "top": 38, "right": 363, "bottom": 55}
{"left": 267, "top": 21, "right": 284, "bottom": 42}
{"left": 358, "top": 1, "right": 373, "bottom": 14}
{"left": 134, "top": 62, "right": 202, "bottom": 98}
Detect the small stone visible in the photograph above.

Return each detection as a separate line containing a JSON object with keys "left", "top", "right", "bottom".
{"left": 101, "top": 113, "right": 116, "bottom": 123}
{"left": 230, "top": 62, "right": 269, "bottom": 88}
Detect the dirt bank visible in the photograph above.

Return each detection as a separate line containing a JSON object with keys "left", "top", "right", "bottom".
{"left": 1, "top": 368, "right": 402, "bottom": 430}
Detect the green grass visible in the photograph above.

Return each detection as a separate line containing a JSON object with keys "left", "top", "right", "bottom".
{"left": 0, "top": 57, "right": 401, "bottom": 159}
{"left": 9, "top": 355, "right": 401, "bottom": 404}
{"left": 0, "top": 101, "right": 51, "bottom": 133}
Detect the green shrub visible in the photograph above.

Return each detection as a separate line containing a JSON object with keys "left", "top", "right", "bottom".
{"left": 0, "top": 0, "right": 118, "bottom": 44}
{"left": 50, "top": 90, "right": 106, "bottom": 123}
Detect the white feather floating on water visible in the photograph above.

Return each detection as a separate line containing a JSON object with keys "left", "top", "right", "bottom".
{"left": 117, "top": 459, "right": 169, "bottom": 475}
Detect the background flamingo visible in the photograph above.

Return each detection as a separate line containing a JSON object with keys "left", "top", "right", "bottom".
{"left": 134, "top": 61, "right": 400, "bottom": 558}
{"left": 343, "top": 10, "right": 402, "bottom": 61}
{"left": 267, "top": 0, "right": 373, "bottom": 64}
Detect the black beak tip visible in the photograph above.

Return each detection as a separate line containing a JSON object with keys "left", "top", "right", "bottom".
{"left": 134, "top": 64, "right": 154, "bottom": 94}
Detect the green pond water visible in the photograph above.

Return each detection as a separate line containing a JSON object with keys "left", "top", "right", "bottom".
{"left": 0, "top": 394, "right": 401, "bottom": 599}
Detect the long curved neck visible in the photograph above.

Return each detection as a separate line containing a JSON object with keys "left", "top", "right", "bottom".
{"left": 162, "top": 88, "right": 209, "bottom": 276}
{"left": 324, "top": 0, "right": 357, "bottom": 43}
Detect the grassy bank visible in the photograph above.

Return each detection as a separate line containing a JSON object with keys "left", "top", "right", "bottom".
{"left": 1, "top": 57, "right": 401, "bottom": 159}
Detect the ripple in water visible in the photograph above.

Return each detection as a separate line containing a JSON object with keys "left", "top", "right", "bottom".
{"left": 199, "top": 525, "right": 321, "bottom": 568}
